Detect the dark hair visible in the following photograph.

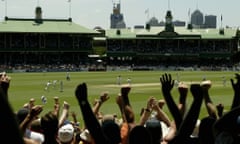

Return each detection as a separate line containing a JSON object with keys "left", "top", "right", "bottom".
{"left": 198, "top": 116, "right": 216, "bottom": 144}
{"left": 101, "top": 120, "right": 121, "bottom": 144}
{"left": 128, "top": 125, "right": 152, "bottom": 144}
{"left": 145, "top": 118, "right": 162, "bottom": 144}
{"left": 41, "top": 111, "right": 58, "bottom": 134}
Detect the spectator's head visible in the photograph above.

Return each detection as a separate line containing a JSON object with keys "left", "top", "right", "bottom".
{"left": 30, "top": 118, "right": 42, "bottom": 133}
{"left": 128, "top": 125, "right": 152, "bottom": 144}
{"left": 215, "top": 131, "right": 234, "bottom": 144}
{"left": 58, "top": 124, "right": 75, "bottom": 144}
{"left": 16, "top": 107, "right": 29, "bottom": 124}
{"left": 145, "top": 118, "right": 162, "bottom": 144}
{"left": 198, "top": 116, "right": 215, "bottom": 144}
{"left": 40, "top": 111, "right": 58, "bottom": 136}
{"left": 236, "top": 115, "right": 240, "bottom": 133}
{"left": 101, "top": 120, "right": 121, "bottom": 144}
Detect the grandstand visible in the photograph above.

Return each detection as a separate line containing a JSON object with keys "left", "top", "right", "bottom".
{"left": 0, "top": 7, "right": 100, "bottom": 68}
{"left": 0, "top": 8, "right": 240, "bottom": 71}
{"left": 104, "top": 11, "right": 240, "bottom": 70}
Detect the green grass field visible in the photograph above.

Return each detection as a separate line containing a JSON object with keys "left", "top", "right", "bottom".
{"left": 7, "top": 70, "right": 237, "bottom": 125}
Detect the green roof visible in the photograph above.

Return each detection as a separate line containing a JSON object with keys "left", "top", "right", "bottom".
{"left": 106, "top": 28, "right": 136, "bottom": 39}
{"left": 0, "top": 19, "right": 99, "bottom": 34}
{"left": 105, "top": 26, "right": 238, "bottom": 39}
{"left": 197, "top": 28, "right": 236, "bottom": 39}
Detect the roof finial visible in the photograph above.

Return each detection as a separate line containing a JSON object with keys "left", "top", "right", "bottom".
{"left": 68, "top": 0, "right": 72, "bottom": 19}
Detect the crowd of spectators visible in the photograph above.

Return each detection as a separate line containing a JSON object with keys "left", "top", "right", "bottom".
{"left": 2, "top": 71, "right": 240, "bottom": 143}
{"left": 0, "top": 62, "right": 237, "bottom": 74}
{"left": 107, "top": 39, "right": 231, "bottom": 54}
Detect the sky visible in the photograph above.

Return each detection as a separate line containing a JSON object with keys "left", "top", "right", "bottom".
{"left": 0, "top": 0, "right": 240, "bottom": 29}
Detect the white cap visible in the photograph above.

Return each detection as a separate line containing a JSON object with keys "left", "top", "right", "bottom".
{"left": 58, "top": 124, "right": 74, "bottom": 143}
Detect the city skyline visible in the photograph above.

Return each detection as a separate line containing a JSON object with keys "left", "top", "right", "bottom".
{"left": 0, "top": 0, "right": 239, "bottom": 29}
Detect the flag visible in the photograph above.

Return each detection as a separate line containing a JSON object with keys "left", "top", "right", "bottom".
{"left": 188, "top": 8, "right": 190, "bottom": 17}
{"left": 221, "top": 15, "right": 223, "bottom": 21}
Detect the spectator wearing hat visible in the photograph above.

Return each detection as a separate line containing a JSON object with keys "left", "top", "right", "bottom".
{"left": 58, "top": 124, "right": 75, "bottom": 144}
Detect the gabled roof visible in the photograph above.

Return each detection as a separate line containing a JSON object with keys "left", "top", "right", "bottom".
{"left": 0, "top": 18, "right": 99, "bottom": 34}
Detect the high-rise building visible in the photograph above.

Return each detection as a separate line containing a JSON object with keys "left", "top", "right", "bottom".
{"left": 204, "top": 15, "right": 217, "bottom": 28}
{"left": 191, "top": 9, "right": 204, "bottom": 28}
{"left": 147, "top": 17, "right": 185, "bottom": 27}
{"left": 110, "top": 0, "right": 126, "bottom": 29}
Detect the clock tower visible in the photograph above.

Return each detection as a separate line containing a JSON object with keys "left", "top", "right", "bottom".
{"left": 165, "top": 10, "right": 174, "bottom": 32}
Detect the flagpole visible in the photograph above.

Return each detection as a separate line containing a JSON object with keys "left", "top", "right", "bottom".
{"left": 221, "top": 14, "right": 223, "bottom": 28}
{"left": 68, "top": 0, "right": 71, "bottom": 18}
{"left": 5, "top": 0, "right": 7, "bottom": 17}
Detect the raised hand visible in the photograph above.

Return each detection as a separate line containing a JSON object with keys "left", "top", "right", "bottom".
{"left": 231, "top": 73, "right": 240, "bottom": 93}
{"left": 160, "top": 73, "right": 174, "bottom": 94}
{"left": 201, "top": 80, "right": 212, "bottom": 90}
{"left": 63, "top": 101, "right": 70, "bottom": 110}
{"left": 178, "top": 82, "right": 188, "bottom": 97}
{"left": 121, "top": 85, "right": 131, "bottom": 97}
{"left": 160, "top": 73, "right": 182, "bottom": 129}
{"left": 230, "top": 73, "right": 240, "bottom": 109}
{"left": 75, "top": 83, "right": 88, "bottom": 104}
{"left": 29, "top": 105, "right": 43, "bottom": 119}
{"left": 190, "top": 84, "right": 203, "bottom": 100}
{"left": 100, "top": 91, "right": 110, "bottom": 103}
{"left": 0, "top": 72, "right": 11, "bottom": 99}
{"left": 216, "top": 103, "right": 224, "bottom": 118}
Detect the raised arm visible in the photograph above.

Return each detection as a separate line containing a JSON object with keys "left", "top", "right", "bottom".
{"left": 75, "top": 83, "right": 110, "bottom": 144}
{"left": 19, "top": 105, "right": 43, "bottom": 133}
{"left": 160, "top": 73, "right": 182, "bottom": 129}
{"left": 0, "top": 72, "right": 11, "bottom": 100}
{"left": 230, "top": 73, "right": 240, "bottom": 109}
{"left": 0, "top": 73, "right": 24, "bottom": 144}
{"left": 138, "top": 96, "right": 154, "bottom": 126}
{"left": 92, "top": 91, "right": 110, "bottom": 116}
{"left": 172, "top": 84, "right": 203, "bottom": 143}
{"left": 58, "top": 101, "right": 70, "bottom": 128}
{"left": 177, "top": 82, "right": 188, "bottom": 117}
{"left": 201, "top": 80, "right": 218, "bottom": 119}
